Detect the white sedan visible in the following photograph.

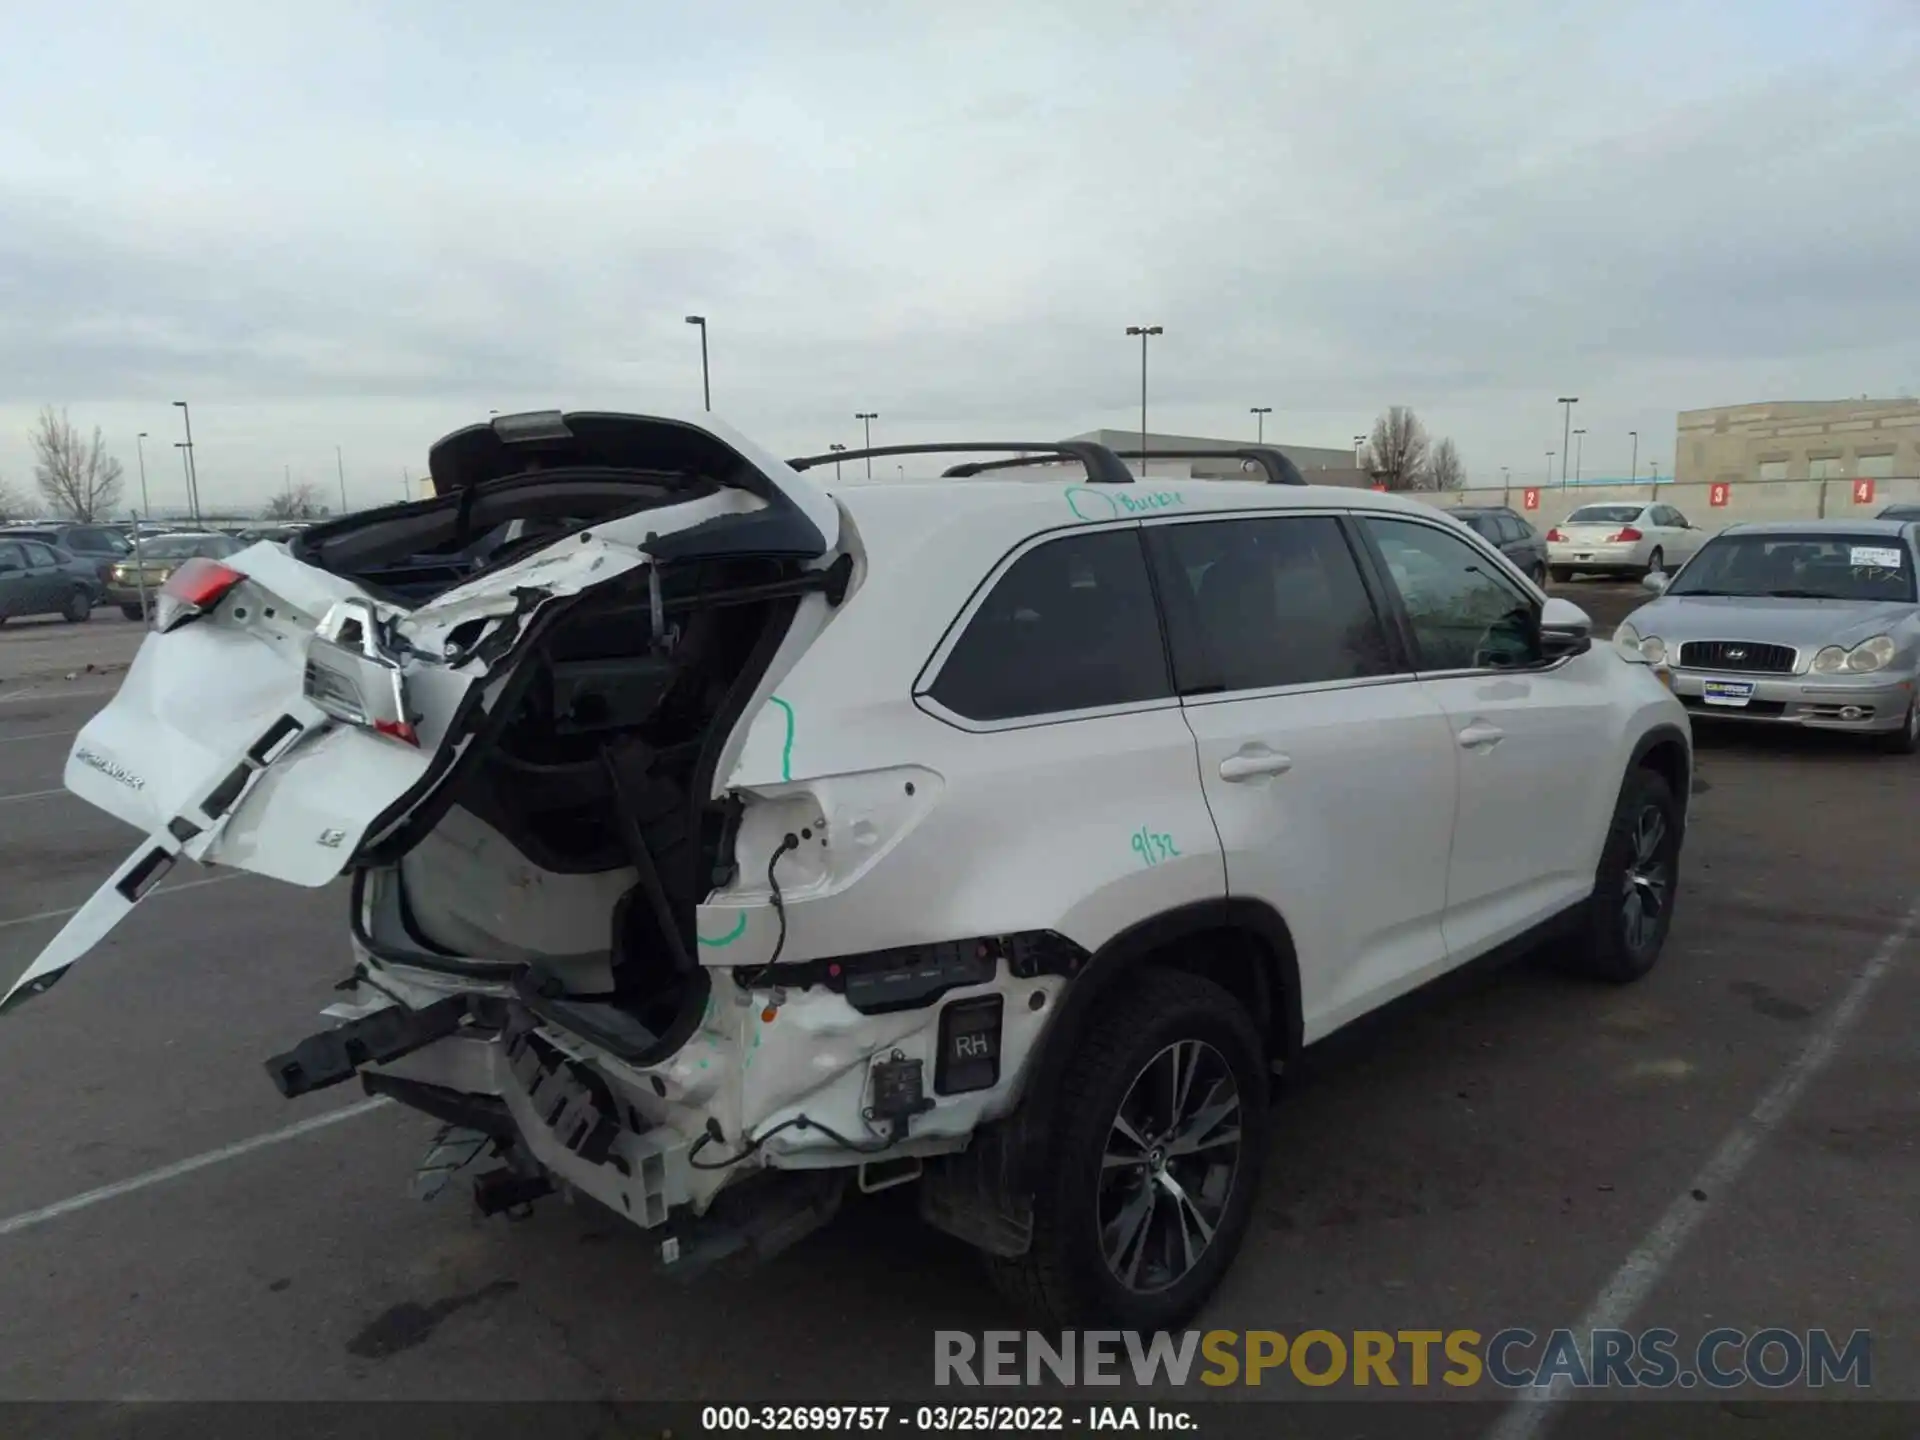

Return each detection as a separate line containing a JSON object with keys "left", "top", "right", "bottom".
{"left": 1548, "top": 501, "right": 1705, "bottom": 581}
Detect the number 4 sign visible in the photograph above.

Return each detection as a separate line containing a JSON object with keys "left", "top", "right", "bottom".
{"left": 1853, "top": 478, "right": 1876, "bottom": 505}
{"left": 1709, "top": 481, "right": 1731, "bottom": 508}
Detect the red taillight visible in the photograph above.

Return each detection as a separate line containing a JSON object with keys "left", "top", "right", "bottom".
{"left": 1546, "top": 527, "right": 1566, "bottom": 542}
{"left": 1611, "top": 526, "right": 1643, "bottom": 542}
{"left": 154, "top": 557, "right": 244, "bottom": 633}
{"left": 374, "top": 717, "right": 420, "bottom": 747}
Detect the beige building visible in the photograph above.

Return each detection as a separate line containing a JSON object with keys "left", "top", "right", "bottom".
{"left": 1676, "top": 398, "right": 1920, "bottom": 486}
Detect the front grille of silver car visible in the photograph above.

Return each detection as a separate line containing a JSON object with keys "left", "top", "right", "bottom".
{"left": 1677, "top": 640, "right": 1797, "bottom": 674}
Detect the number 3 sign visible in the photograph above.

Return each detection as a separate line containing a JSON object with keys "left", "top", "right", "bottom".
{"left": 1709, "top": 481, "right": 1731, "bottom": 508}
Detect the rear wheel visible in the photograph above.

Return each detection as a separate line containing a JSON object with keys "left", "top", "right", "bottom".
{"left": 1643, "top": 547, "right": 1665, "bottom": 579}
{"left": 62, "top": 588, "right": 91, "bottom": 623}
{"left": 121, "top": 603, "right": 145, "bottom": 621}
{"left": 1530, "top": 563, "right": 1548, "bottom": 587}
{"left": 1563, "top": 766, "right": 1681, "bottom": 983}
{"left": 1549, "top": 566, "right": 1573, "bottom": 584}
{"left": 1877, "top": 700, "right": 1920, "bottom": 756}
{"left": 986, "top": 969, "right": 1267, "bottom": 1329}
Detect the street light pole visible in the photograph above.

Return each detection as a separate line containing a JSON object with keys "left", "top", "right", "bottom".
{"left": 1546, "top": 450, "right": 1555, "bottom": 484}
{"left": 855, "top": 413, "right": 878, "bottom": 477}
{"left": 1556, "top": 396, "right": 1579, "bottom": 485}
{"left": 1353, "top": 434, "right": 1367, "bottom": 470}
{"left": 1628, "top": 430, "right": 1639, "bottom": 488}
{"left": 684, "top": 316, "right": 710, "bottom": 411}
{"left": 1124, "top": 325, "right": 1162, "bottom": 476}
{"left": 173, "top": 400, "right": 200, "bottom": 523}
{"left": 1573, "top": 428, "right": 1587, "bottom": 482}
{"left": 1250, "top": 405, "right": 1271, "bottom": 443}
{"left": 829, "top": 443, "right": 846, "bottom": 482}
{"left": 336, "top": 445, "right": 349, "bottom": 515}
{"left": 135, "top": 432, "right": 151, "bottom": 519}
{"left": 174, "top": 443, "right": 192, "bottom": 520}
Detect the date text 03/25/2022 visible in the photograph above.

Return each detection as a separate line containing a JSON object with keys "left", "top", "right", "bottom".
{"left": 701, "top": 1404, "right": 1194, "bottom": 1432}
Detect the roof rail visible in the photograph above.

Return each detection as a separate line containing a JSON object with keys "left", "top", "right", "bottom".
{"left": 787, "top": 441, "right": 1134, "bottom": 485}
{"left": 1112, "top": 447, "right": 1309, "bottom": 486}
{"left": 947, "top": 445, "right": 1311, "bottom": 486}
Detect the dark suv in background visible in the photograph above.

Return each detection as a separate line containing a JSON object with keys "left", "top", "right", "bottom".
{"left": 1445, "top": 505, "right": 1549, "bottom": 584}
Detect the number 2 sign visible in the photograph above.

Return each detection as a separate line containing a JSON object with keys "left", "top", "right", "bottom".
{"left": 1522, "top": 487, "right": 1540, "bottom": 511}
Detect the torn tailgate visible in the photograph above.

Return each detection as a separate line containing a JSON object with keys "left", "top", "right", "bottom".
{"left": 4, "top": 412, "right": 844, "bottom": 1016}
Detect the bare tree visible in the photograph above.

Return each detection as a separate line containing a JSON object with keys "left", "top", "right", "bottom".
{"left": 31, "top": 407, "right": 125, "bottom": 521}
{"left": 1363, "top": 406, "right": 1431, "bottom": 491}
{"left": 0, "top": 474, "right": 22, "bottom": 520}
{"left": 262, "top": 480, "right": 328, "bottom": 520}
{"left": 1426, "top": 437, "right": 1465, "bottom": 491}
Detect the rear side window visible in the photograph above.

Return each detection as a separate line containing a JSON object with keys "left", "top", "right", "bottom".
{"left": 928, "top": 528, "right": 1171, "bottom": 722}
{"left": 1147, "top": 515, "right": 1400, "bottom": 694}
{"left": 23, "top": 542, "right": 61, "bottom": 566}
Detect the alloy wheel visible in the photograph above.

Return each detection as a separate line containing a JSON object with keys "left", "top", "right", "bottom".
{"left": 1097, "top": 1039, "right": 1242, "bottom": 1294}
{"left": 1621, "top": 804, "right": 1672, "bottom": 955}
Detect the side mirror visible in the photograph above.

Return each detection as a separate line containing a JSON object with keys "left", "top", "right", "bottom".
{"left": 1642, "top": 570, "right": 1671, "bottom": 595}
{"left": 1538, "top": 596, "right": 1592, "bottom": 661}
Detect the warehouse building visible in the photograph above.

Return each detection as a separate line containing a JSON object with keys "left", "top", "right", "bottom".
{"left": 1675, "top": 398, "right": 1920, "bottom": 485}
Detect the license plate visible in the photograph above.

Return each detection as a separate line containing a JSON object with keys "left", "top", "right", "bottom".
{"left": 1702, "top": 679, "right": 1755, "bottom": 707}
{"left": 1575, "top": 552, "right": 1593, "bottom": 560}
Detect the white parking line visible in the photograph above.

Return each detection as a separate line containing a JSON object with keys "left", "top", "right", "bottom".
{"left": 1484, "top": 892, "right": 1920, "bottom": 1440}
{"left": 0, "top": 729, "right": 75, "bottom": 745}
{"left": 0, "top": 870, "right": 252, "bottom": 931}
{"left": 0, "top": 787, "right": 68, "bottom": 805}
{"left": 0, "top": 1097, "right": 393, "bottom": 1240}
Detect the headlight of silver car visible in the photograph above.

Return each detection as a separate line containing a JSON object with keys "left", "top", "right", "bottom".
{"left": 1812, "top": 636, "right": 1896, "bottom": 674}
{"left": 1613, "top": 623, "right": 1666, "bottom": 665}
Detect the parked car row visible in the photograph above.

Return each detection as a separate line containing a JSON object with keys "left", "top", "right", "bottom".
{"left": 0, "top": 521, "right": 256, "bottom": 623}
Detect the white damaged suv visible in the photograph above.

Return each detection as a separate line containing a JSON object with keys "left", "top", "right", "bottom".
{"left": 6, "top": 412, "right": 1692, "bottom": 1328}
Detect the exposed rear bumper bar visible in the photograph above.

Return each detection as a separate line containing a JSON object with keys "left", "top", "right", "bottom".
{"left": 264, "top": 995, "right": 469, "bottom": 1098}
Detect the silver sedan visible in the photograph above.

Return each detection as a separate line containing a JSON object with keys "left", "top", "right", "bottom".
{"left": 1616, "top": 518, "right": 1920, "bottom": 753}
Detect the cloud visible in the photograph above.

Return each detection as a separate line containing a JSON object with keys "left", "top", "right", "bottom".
{"left": 0, "top": 0, "right": 1915, "bottom": 503}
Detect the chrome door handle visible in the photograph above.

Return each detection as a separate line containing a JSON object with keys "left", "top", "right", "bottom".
{"left": 1458, "top": 722, "right": 1504, "bottom": 750}
{"left": 1219, "top": 752, "right": 1294, "bottom": 781}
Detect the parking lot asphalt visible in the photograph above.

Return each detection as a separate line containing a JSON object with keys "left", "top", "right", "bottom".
{"left": 0, "top": 580, "right": 1915, "bottom": 1428}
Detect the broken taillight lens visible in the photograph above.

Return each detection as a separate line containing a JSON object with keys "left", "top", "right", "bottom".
{"left": 154, "top": 557, "right": 245, "bottom": 633}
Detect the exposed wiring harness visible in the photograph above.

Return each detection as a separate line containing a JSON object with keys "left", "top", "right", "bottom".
{"left": 687, "top": 1113, "right": 896, "bottom": 1171}
{"left": 735, "top": 832, "right": 801, "bottom": 989}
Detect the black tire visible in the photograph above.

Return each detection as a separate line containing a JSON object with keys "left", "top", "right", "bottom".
{"left": 61, "top": 588, "right": 91, "bottom": 623}
{"left": 1564, "top": 766, "right": 1682, "bottom": 983}
{"left": 1643, "top": 547, "right": 1665, "bottom": 578}
{"left": 1877, "top": 699, "right": 1920, "bottom": 756}
{"left": 1549, "top": 566, "right": 1573, "bottom": 584}
{"left": 986, "top": 969, "right": 1268, "bottom": 1329}
{"left": 121, "top": 603, "right": 145, "bottom": 621}
{"left": 1531, "top": 563, "right": 1549, "bottom": 587}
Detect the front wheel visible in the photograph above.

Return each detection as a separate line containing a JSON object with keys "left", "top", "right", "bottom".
{"left": 1877, "top": 700, "right": 1920, "bottom": 756}
{"left": 986, "top": 969, "right": 1268, "bottom": 1329}
{"left": 1550, "top": 566, "right": 1573, "bottom": 584}
{"left": 120, "top": 603, "right": 145, "bottom": 621}
{"left": 62, "top": 588, "right": 91, "bottom": 623}
{"left": 1563, "top": 766, "right": 1682, "bottom": 983}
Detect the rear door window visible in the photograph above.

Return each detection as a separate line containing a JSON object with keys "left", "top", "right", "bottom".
{"left": 22, "top": 542, "right": 62, "bottom": 567}
{"left": 926, "top": 528, "right": 1172, "bottom": 722}
{"left": 1145, "top": 515, "right": 1402, "bottom": 694}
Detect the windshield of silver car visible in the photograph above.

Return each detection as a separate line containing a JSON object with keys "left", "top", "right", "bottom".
{"left": 1667, "top": 534, "right": 1916, "bottom": 603}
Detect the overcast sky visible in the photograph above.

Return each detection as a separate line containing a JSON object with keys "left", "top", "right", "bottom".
{"left": 2, "top": 0, "right": 1917, "bottom": 513}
